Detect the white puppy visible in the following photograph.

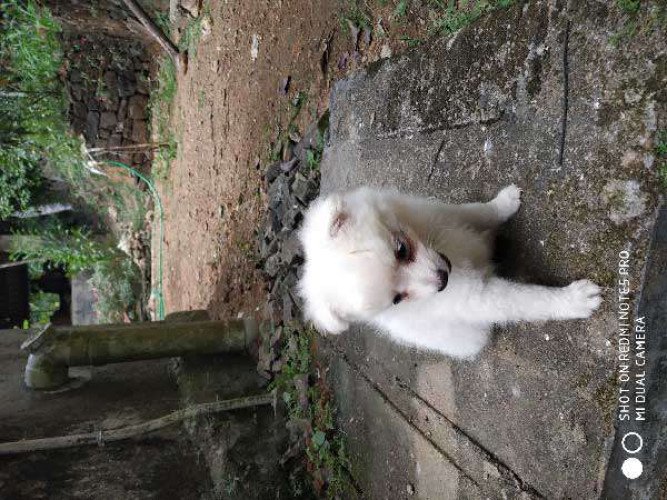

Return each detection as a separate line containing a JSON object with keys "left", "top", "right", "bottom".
{"left": 297, "top": 186, "right": 602, "bottom": 359}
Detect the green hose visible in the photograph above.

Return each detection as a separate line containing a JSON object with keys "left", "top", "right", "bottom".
{"left": 103, "top": 161, "right": 165, "bottom": 321}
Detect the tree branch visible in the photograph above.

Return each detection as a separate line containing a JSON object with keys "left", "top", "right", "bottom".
{"left": 0, "top": 392, "right": 276, "bottom": 455}
{"left": 120, "top": 0, "right": 186, "bottom": 72}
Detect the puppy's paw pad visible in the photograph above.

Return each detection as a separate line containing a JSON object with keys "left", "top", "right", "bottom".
{"left": 564, "top": 280, "right": 602, "bottom": 318}
{"left": 493, "top": 184, "right": 522, "bottom": 220}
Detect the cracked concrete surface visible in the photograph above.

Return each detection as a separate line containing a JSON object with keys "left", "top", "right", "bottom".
{"left": 316, "top": 1, "right": 666, "bottom": 498}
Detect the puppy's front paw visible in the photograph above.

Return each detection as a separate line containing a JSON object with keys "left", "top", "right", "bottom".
{"left": 562, "top": 279, "right": 602, "bottom": 318}
{"left": 492, "top": 184, "right": 522, "bottom": 221}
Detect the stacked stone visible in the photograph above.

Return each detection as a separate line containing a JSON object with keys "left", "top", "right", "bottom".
{"left": 64, "top": 33, "right": 153, "bottom": 172}
{"left": 258, "top": 121, "right": 325, "bottom": 328}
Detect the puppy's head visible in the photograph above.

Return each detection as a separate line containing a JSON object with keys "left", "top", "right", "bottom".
{"left": 298, "top": 188, "right": 451, "bottom": 334}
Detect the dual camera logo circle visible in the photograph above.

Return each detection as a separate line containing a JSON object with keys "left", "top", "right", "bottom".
{"left": 620, "top": 432, "right": 643, "bottom": 480}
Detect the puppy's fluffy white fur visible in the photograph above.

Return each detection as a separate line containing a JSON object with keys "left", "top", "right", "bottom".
{"left": 298, "top": 186, "right": 602, "bottom": 359}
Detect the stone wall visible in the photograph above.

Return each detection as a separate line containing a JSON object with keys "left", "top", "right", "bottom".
{"left": 63, "top": 32, "right": 154, "bottom": 171}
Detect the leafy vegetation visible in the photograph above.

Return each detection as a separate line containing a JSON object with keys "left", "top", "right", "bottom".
{"left": 9, "top": 222, "right": 114, "bottom": 277}
{"left": 28, "top": 291, "right": 60, "bottom": 327}
{"left": 270, "top": 325, "right": 352, "bottom": 499}
{"left": 0, "top": 0, "right": 85, "bottom": 217}
{"left": 89, "top": 257, "right": 143, "bottom": 323}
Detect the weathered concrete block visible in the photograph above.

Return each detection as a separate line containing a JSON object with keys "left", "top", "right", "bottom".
{"left": 318, "top": 1, "right": 665, "bottom": 498}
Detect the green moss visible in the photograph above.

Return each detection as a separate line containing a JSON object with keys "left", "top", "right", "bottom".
{"left": 594, "top": 373, "right": 619, "bottom": 433}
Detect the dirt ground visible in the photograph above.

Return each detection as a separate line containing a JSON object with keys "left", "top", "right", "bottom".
{"left": 158, "top": 0, "right": 440, "bottom": 319}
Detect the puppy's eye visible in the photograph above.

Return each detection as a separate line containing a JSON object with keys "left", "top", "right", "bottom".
{"left": 395, "top": 234, "right": 412, "bottom": 262}
{"left": 393, "top": 293, "right": 404, "bottom": 305}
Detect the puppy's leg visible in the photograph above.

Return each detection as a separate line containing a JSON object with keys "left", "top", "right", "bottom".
{"left": 461, "top": 277, "right": 602, "bottom": 323}
{"left": 390, "top": 185, "right": 521, "bottom": 233}
{"left": 446, "top": 185, "right": 522, "bottom": 230}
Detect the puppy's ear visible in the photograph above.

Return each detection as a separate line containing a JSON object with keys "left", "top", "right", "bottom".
{"left": 327, "top": 194, "right": 349, "bottom": 238}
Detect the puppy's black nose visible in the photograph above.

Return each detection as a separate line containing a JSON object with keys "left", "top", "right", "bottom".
{"left": 436, "top": 269, "right": 448, "bottom": 292}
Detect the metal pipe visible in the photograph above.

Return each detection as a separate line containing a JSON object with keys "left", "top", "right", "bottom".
{"left": 22, "top": 319, "right": 260, "bottom": 390}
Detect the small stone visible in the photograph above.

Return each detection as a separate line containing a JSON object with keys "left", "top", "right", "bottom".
{"left": 265, "top": 162, "right": 282, "bottom": 184}
{"left": 85, "top": 111, "right": 100, "bottom": 140}
{"left": 280, "top": 157, "right": 299, "bottom": 174}
{"left": 180, "top": 0, "right": 200, "bottom": 16}
{"left": 278, "top": 76, "right": 291, "bottom": 96}
{"left": 407, "top": 483, "right": 415, "bottom": 495}
{"left": 100, "top": 111, "right": 117, "bottom": 130}
{"left": 280, "top": 233, "right": 302, "bottom": 266}
{"left": 282, "top": 205, "right": 303, "bottom": 229}
{"left": 131, "top": 120, "right": 148, "bottom": 143}
{"left": 264, "top": 254, "right": 281, "bottom": 278}
{"left": 128, "top": 95, "right": 148, "bottom": 120}
{"left": 260, "top": 237, "right": 279, "bottom": 261}
{"left": 291, "top": 172, "right": 318, "bottom": 205}
{"left": 381, "top": 44, "right": 392, "bottom": 59}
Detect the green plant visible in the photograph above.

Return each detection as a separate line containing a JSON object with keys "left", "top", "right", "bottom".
{"left": 89, "top": 257, "right": 143, "bottom": 323}
{"left": 149, "top": 55, "right": 178, "bottom": 179}
{"left": 394, "top": 0, "right": 409, "bottom": 18}
{"left": 10, "top": 222, "right": 114, "bottom": 276}
{"left": 28, "top": 291, "right": 60, "bottom": 326}
{"left": 340, "top": 1, "right": 372, "bottom": 33}
{"left": 306, "top": 129, "right": 326, "bottom": 170}
{"left": 0, "top": 0, "right": 88, "bottom": 207}
{"left": 179, "top": 14, "right": 204, "bottom": 55}
{"left": 617, "top": 0, "right": 640, "bottom": 14}
{"left": 270, "top": 325, "right": 352, "bottom": 498}
{"left": 400, "top": 34, "right": 423, "bottom": 47}
{"left": 430, "top": 0, "right": 514, "bottom": 36}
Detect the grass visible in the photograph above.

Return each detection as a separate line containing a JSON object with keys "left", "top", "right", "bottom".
{"left": 342, "top": 0, "right": 516, "bottom": 49}
{"left": 611, "top": 1, "right": 667, "bottom": 46}
{"left": 430, "top": 0, "right": 515, "bottom": 36}
{"left": 269, "top": 324, "right": 352, "bottom": 498}
{"left": 340, "top": 0, "right": 372, "bottom": 33}
{"left": 269, "top": 91, "right": 309, "bottom": 162}
{"left": 617, "top": 0, "right": 640, "bottom": 14}
{"left": 149, "top": 55, "right": 179, "bottom": 180}
{"left": 656, "top": 129, "right": 667, "bottom": 190}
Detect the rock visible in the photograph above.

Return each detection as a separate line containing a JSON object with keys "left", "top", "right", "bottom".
{"left": 264, "top": 254, "right": 281, "bottom": 279}
{"left": 100, "top": 111, "right": 117, "bottom": 130}
{"left": 260, "top": 237, "right": 279, "bottom": 261}
{"left": 118, "top": 99, "right": 128, "bottom": 119}
{"left": 131, "top": 120, "right": 148, "bottom": 143}
{"left": 118, "top": 71, "right": 137, "bottom": 97}
{"left": 282, "top": 205, "right": 303, "bottom": 229}
{"left": 291, "top": 172, "right": 318, "bottom": 205}
{"left": 71, "top": 101, "right": 87, "bottom": 121}
{"left": 108, "top": 134, "right": 122, "bottom": 149}
{"left": 268, "top": 174, "right": 290, "bottom": 208}
{"left": 103, "top": 71, "right": 119, "bottom": 97}
{"left": 280, "top": 233, "right": 302, "bottom": 266}
{"left": 128, "top": 95, "right": 149, "bottom": 120}
{"left": 85, "top": 111, "right": 100, "bottom": 140}
{"left": 279, "top": 157, "right": 299, "bottom": 174}
{"left": 265, "top": 162, "right": 282, "bottom": 184}
{"left": 180, "top": 0, "right": 200, "bottom": 16}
